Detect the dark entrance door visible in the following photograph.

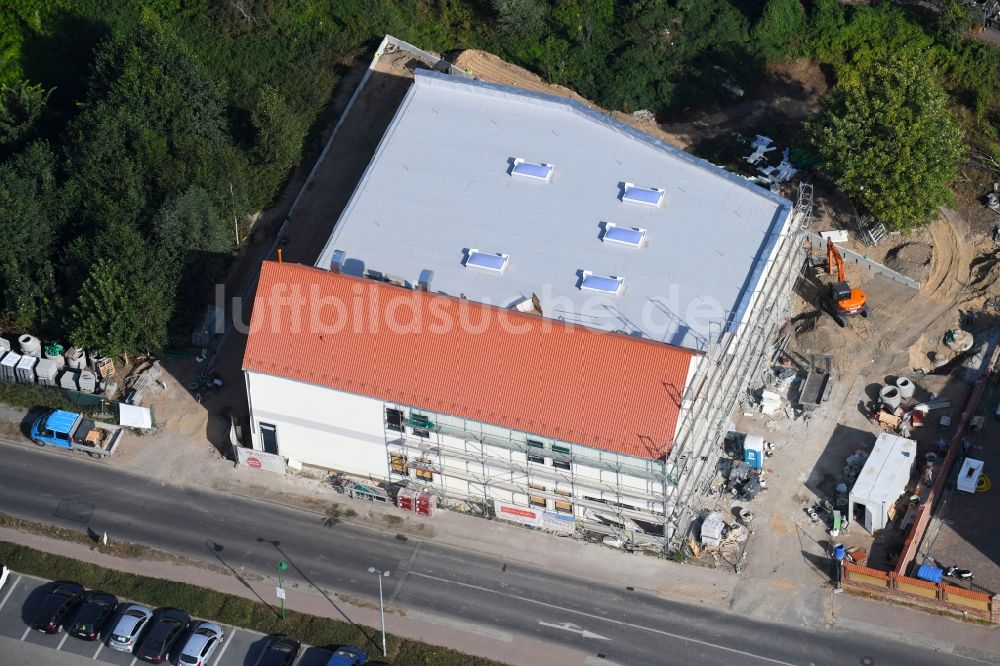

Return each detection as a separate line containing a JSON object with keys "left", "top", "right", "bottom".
{"left": 260, "top": 423, "right": 278, "bottom": 455}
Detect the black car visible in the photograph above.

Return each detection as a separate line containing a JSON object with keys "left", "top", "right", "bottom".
{"left": 259, "top": 634, "right": 301, "bottom": 666}
{"left": 68, "top": 590, "right": 118, "bottom": 640}
{"left": 31, "top": 581, "right": 84, "bottom": 634}
{"left": 135, "top": 607, "right": 190, "bottom": 663}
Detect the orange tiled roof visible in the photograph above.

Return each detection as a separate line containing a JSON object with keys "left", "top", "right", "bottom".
{"left": 243, "top": 262, "right": 699, "bottom": 460}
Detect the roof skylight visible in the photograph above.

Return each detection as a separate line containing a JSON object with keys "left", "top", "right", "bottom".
{"left": 511, "top": 158, "right": 554, "bottom": 182}
{"left": 622, "top": 183, "right": 665, "bottom": 207}
{"left": 602, "top": 223, "right": 646, "bottom": 247}
{"left": 466, "top": 249, "right": 510, "bottom": 273}
{"left": 580, "top": 271, "right": 624, "bottom": 295}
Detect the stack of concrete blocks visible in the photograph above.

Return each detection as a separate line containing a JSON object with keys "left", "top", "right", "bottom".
{"left": 35, "top": 358, "right": 58, "bottom": 387}
{"left": 0, "top": 337, "right": 10, "bottom": 353}
{"left": 59, "top": 370, "right": 80, "bottom": 391}
{"left": 78, "top": 370, "right": 97, "bottom": 393}
{"left": 1, "top": 351, "right": 20, "bottom": 383}
{"left": 15, "top": 355, "right": 37, "bottom": 384}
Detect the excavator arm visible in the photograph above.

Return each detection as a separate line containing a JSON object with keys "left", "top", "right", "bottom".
{"left": 826, "top": 238, "right": 846, "bottom": 282}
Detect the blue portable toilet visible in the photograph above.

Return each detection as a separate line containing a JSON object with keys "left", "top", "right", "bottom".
{"left": 916, "top": 563, "right": 943, "bottom": 583}
{"left": 744, "top": 435, "right": 765, "bottom": 470}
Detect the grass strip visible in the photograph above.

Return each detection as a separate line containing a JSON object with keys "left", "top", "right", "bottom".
{"left": 0, "top": 540, "right": 508, "bottom": 665}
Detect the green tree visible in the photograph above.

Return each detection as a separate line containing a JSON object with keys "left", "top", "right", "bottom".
{"left": 936, "top": 0, "right": 974, "bottom": 41}
{"left": 69, "top": 222, "right": 173, "bottom": 356}
{"left": 0, "top": 80, "right": 51, "bottom": 148}
{"left": 0, "top": 140, "right": 64, "bottom": 330}
{"left": 752, "top": 0, "right": 807, "bottom": 62}
{"left": 805, "top": 57, "right": 964, "bottom": 230}
{"left": 493, "top": 0, "right": 548, "bottom": 42}
{"left": 249, "top": 85, "right": 306, "bottom": 204}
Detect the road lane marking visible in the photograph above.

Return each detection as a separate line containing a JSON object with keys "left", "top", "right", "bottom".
{"left": 0, "top": 574, "right": 21, "bottom": 611}
{"left": 212, "top": 628, "right": 235, "bottom": 666}
{"left": 130, "top": 657, "right": 137, "bottom": 666}
{"left": 20, "top": 626, "right": 31, "bottom": 641}
{"left": 538, "top": 621, "right": 608, "bottom": 640}
{"left": 93, "top": 641, "right": 103, "bottom": 659}
{"left": 56, "top": 631, "right": 69, "bottom": 650}
{"left": 408, "top": 571, "right": 798, "bottom": 666}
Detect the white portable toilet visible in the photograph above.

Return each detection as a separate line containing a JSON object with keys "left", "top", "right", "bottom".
{"left": 744, "top": 435, "right": 766, "bottom": 469}
{"left": 957, "top": 458, "right": 984, "bottom": 494}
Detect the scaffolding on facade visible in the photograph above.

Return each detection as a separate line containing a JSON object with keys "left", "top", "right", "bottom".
{"left": 662, "top": 191, "right": 810, "bottom": 550}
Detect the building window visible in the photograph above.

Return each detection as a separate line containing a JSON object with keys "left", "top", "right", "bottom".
{"left": 529, "top": 483, "right": 547, "bottom": 509}
{"left": 390, "top": 452, "right": 407, "bottom": 474}
{"left": 526, "top": 439, "right": 545, "bottom": 464}
{"left": 552, "top": 459, "right": 571, "bottom": 470}
{"left": 554, "top": 489, "right": 573, "bottom": 514}
{"left": 551, "top": 444, "right": 570, "bottom": 455}
{"left": 386, "top": 408, "right": 404, "bottom": 432}
{"left": 412, "top": 427, "right": 430, "bottom": 438}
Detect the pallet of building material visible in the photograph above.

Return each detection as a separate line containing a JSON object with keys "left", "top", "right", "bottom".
{"left": 1, "top": 351, "right": 20, "bottom": 382}
{"left": 35, "top": 358, "right": 58, "bottom": 386}
{"left": 878, "top": 411, "right": 902, "bottom": 429}
{"left": 64, "top": 347, "right": 87, "bottom": 370}
{"left": 59, "top": 370, "right": 80, "bottom": 391}
{"left": 96, "top": 357, "right": 115, "bottom": 379}
{"left": 0, "top": 337, "right": 9, "bottom": 352}
{"left": 78, "top": 370, "right": 97, "bottom": 393}
{"left": 15, "top": 355, "right": 37, "bottom": 384}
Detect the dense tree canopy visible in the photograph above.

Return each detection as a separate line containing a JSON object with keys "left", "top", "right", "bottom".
{"left": 805, "top": 56, "right": 964, "bottom": 230}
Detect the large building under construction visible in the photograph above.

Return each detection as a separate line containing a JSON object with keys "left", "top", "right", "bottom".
{"left": 243, "top": 67, "right": 806, "bottom": 547}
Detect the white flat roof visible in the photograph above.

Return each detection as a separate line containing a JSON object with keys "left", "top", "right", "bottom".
{"left": 850, "top": 434, "right": 916, "bottom": 505}
{"left": 317, "top": 70, "right": 791, "bottom": 350}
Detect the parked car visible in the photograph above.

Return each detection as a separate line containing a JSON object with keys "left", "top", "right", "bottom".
{"left": 259, "top": 634, "right": 301, "bottom": 666}
{"left": 177, "top": 621, "right": 224, "bottom": 666}
{"left": 31, "top": 580, "right": 84, "bottom": 633}
{"left": 68, "top": 590, "right": 118, "bottom": 640}
{"left": 327, "top": 646, "right": 367, "bottom": 665}
{"left": 136, "top": 608, "right": 190, "bottom": 663}
{"left": 108, "top": 604, "right": 153, "bottom": 652}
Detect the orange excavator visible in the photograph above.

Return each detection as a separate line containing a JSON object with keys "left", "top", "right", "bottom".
{"left": 825, "top": 238, "right": 868, "bottom": 327}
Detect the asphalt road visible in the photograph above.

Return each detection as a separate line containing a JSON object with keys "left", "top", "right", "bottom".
{"left": 0, "top": 438, "right": 983, "bottom": 666}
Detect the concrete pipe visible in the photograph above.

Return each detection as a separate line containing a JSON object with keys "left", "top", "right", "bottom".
{"left": 18, "top": 334, "right": 41, "bottom": 357}
{"left": 894, "top": 376, "right": 915, "bottom": 399}
{"left": 879, "top": 385, "right": 901, "bottom": 410}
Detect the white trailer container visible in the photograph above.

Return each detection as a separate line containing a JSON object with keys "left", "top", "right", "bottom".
{"left": 848, "top": 434, "right": 916, "bottom": 533}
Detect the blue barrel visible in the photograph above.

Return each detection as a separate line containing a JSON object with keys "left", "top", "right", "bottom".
{"left": 916, "top": 563, "right": 943, "bottom": 583}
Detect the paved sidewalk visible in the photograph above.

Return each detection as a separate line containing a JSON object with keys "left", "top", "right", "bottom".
{"left": 213, "top": 468, "right": 738, "bottom": 610}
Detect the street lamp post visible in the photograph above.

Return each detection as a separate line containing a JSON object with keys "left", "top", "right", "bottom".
{"left": 367, "top": 566, "right": 390, "bottom": 656}
{"left": 277, "top": 560, "right": 288, "bottom": 621}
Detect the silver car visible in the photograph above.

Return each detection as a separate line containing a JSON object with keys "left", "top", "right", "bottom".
{"left": 107, "top": 603, "right": 152, "bottom": 652}
{"left": 177, "top": 621, "right": 224, "bottom": 666}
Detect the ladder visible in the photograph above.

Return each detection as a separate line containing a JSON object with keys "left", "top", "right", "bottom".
{"left": 856, "top": 215, "right": 887, "bottom": 247}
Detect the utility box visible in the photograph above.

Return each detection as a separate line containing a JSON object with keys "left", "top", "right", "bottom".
{"left": 957, "top": 458, "right": 984, "bottom": 494}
